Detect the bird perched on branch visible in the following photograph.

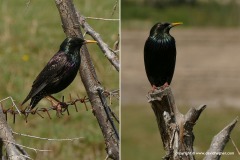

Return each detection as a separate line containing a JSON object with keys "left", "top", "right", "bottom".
{"left": 22, "top": 37, "right": 97, "bottom": 110}
{"left": 144, "top": 22, "right": 182, "bottom": 90}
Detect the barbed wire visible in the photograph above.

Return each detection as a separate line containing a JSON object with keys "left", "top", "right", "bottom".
{"left": 0, "top": 96, "right": 21, "bottom": 115}
{"left": 0, "top": 89, "right": 119, "bottom": 124}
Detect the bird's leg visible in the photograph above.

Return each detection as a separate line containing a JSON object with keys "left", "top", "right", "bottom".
{"left": 45, "top": 95, "right": 60, "bottom": 106}
{"left": 148, "top": 85, "right": 157, "bottom": 93}
{"left": 160, "top": 82, "right": 169, "bottom": 90}
{"left": 46, "top": 95, "right": 68, "bottom": 116}
{"left": 46, "top": 96, "right": 61, "bottom": 117}
{"left": 152, "top": 85, "right": 157, "bottom": 90}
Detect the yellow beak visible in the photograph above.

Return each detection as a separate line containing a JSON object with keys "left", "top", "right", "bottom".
{"left": 171, "top": 22, "right": 183, "bottom": 27}
{"left": 84, "top": 40, "right": 97, "bottom": 44}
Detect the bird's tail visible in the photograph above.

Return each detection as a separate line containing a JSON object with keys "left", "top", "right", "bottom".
{"left": 21, "top": 95, "right": 31, "bottom": 106}
{"left": 29, "top": 95, "right": 43, "bottom": 110}
{"left": 22, "top": 94, "right": 43, "bottom": 114}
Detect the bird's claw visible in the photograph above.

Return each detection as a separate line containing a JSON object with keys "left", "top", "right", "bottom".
{"left": 148, "top": 85, "right": 157, "bottom": 93}
{"left": 148, "top": 83, "right": 169, "bottom": 93}
{"left": 160, "top": 82, "right": 169, "bottom": 90}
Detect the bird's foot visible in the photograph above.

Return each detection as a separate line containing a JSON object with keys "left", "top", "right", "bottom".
{"left": 60, "top": 102, "right": 68, "bottom": 112}
{"left": 55, "top": 102, "right": 66, "bottom": 117}
{"left": 46, "top": 95, "right": 66, "bottom": 116}
{"left": 160, "top": 82, "right": 169, "bottom": 90}
{"left": 148, "top": 85, "right": 157, "bottom": 93}
{"left": 55, "top": 107, "right": 62, "bottom": 118}
{"left": 46, "top": 95, "right": 60, "bottom": 106}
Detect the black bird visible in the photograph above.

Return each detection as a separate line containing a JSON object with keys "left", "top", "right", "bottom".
{"left": 144, "top": 22, "right": 182, "bottom": 89}
{"left": 22, "top": 37, "right": 97, "bottom": 110}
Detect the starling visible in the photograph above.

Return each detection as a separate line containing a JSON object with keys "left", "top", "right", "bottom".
{"left": 144, "top": 22, "right": 182, "bottom": 89}
{"left": 22, "top": 37, "right": 97, "bottom": 110}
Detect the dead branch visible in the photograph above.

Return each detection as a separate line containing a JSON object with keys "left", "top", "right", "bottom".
{"left": 54, "top": 0, "right": 119, "bottom": 159}
{"left": 147, "top": 87, "right": 238, "bottom": 160}
{"left": 204, "top": 117, "right": 238, "bottom": 160}
{"left": 147, "top": 87, "right": 205, "bottom": 160}
{"left": 0, "top": 105, "right": 29, "bottom": 160}
{"left": 77, "top": 13, "right": 120, "bottom": 72}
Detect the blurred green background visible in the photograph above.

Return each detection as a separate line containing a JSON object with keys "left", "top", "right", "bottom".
{"left": 0, "top": 0, "right": 119, "bottom": 159}
{"left": 122, "top": 0, "right": 240, "bottom": 160}
{"left": 122, "top": 0, "right": 240, "bottom": 28}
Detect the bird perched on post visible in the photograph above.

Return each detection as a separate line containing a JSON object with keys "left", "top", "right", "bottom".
{"left": 144, "top": 22, "right": 182, "bottom": 90}
{"left": 22, "top": 37, "right": 97, "bottom": 110}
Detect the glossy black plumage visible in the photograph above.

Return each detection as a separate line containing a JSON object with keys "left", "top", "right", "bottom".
{"left": 22, "top": 37, "right": 96, "bottom": 110}
{"left": 144, "top": 22, "right": 182, "bottom": 88}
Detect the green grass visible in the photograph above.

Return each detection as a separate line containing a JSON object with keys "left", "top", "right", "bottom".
{"left": 122, "top": 1, "right": 240, "bottom": 29}
{"left": 0, "top": 0, "right": 119, "bottom": 159}
{"left": 122, "top": 105, "right": 240, "bottom": 160}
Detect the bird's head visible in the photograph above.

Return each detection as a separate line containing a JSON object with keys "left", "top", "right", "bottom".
{"left": 150, "top": 22, "right": 182, "bottom": 37}
{"left": 60, "top": 37, "right": 97, "bottom": 52}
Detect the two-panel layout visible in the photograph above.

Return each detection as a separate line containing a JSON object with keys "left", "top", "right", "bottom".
{"left": 0, "top": 0, "right": 239, "bottom": 159}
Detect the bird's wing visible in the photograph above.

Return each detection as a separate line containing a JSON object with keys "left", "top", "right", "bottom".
{"left": 144, "top": 38, "right": 163, "bottom": 85}
{"left": 32, "top": 51, "right": 70, "bottom": 95}
{"left": 144, "top": 38, "right": 155, "bottom": 77}
{"left": 22, "top": 51, "right": 70, "bottom": 104}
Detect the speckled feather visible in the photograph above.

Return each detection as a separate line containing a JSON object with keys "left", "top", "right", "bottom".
{"left": 22, "top": 38, "right": 84, "bottom": 109}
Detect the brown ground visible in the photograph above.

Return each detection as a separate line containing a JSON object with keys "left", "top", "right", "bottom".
{"left": 122, "top": 28, "right": 240, "bottom": 108}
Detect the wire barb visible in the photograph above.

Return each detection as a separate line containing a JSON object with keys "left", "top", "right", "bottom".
{"left": 0, "top": 90, "right": 118, "bottom": 124}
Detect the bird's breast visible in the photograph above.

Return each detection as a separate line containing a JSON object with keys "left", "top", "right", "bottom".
{"left": 148, "top": 39, "right": 175, "bottom": 53}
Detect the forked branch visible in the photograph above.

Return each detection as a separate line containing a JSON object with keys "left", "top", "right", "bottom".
{"left": 147, "top": 87, "right": 238, "bottom": 160}
{"left": 147, "top": 87, "right": 205, "bottom": 159}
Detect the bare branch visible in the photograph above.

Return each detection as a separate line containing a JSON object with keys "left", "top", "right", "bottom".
{"left": 147, "top": 87, "right": 196, "bottom": 159}
{"left": 77, "top": 13, "right": 120, "bottom": 72}
{"left": 0, "top": 105, "right": 29, "bottom": 159}
{"left": 185, "top": 105, "right": 206, "bottom": 124}
{"left": 147, "top": 87, "right": 239, "bottom": 160}
{"left": 204, "top": 117, "right": 238, "bottom": 160}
